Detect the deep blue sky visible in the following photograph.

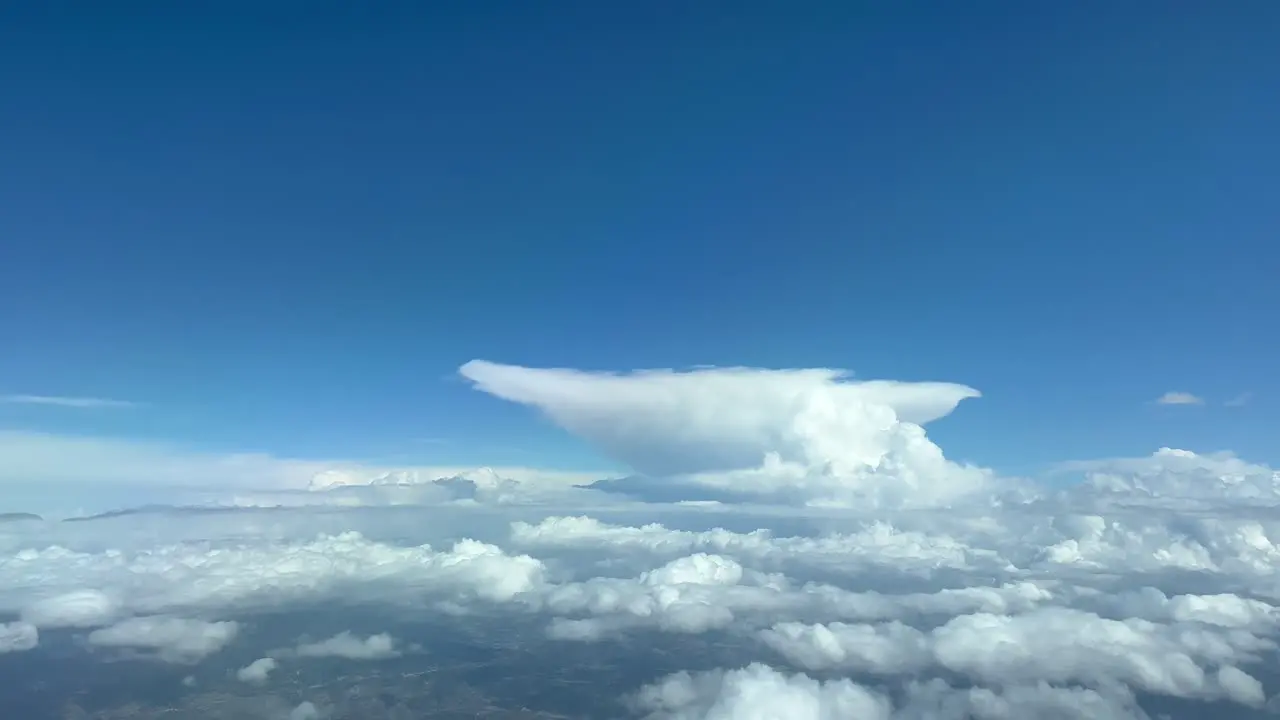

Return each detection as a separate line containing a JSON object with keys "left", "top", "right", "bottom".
{"left": 1, "top": 2, "right": 1276, "bottom": 472}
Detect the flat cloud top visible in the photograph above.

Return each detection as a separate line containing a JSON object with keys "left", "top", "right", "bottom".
{"left": 459, "top": 360, "right": 980, "bottom": 480}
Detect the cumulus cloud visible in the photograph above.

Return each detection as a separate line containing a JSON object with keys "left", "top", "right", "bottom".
{"left": 761, "top": 608, "right": 1268, "bottom": 706}
{"left": 1061, "top": 448, "right": 1280, "bottom": 503}
{"left": 511, "top": 515, "right": 1007, "bottom": 574}
{"left": 636, "top": 665, "right": 1157, "bottom": 720}
{"left": 0, "top": 531, "right": 546, "bottom": 623}
{"left": 6, "top": 360, "right": 1280, "bottom": 719}
{"left": 295, "top": 631, "right": 399, "bottom": 660}
{"left": 535, "top": 547, "right": 1053, "bottom": 643}
{"left": 0, "top": 620, "right": 38, "bottom": 653}
{"left": 460, "top": 360, "right": 993, "bottom": 508}
{"left": 1155, "top": 391, "right": 1204, "bottom": 406}
{"left": 3, "top": 485, "right": 1280, "bottom": 716}
{"left": 20, "top": 588, "right": 120, "bottom": 628}
{"left": 237, "top": 656, "right": 278, "bottom": 684}
{"left": 634, "top": 663, "right": 892, "bottom": 720}
{"left": 0, "top": 394, "right": 136, "bottom": 408}
{"left": 87, "top": 616, "right": 240, "bottom": 663}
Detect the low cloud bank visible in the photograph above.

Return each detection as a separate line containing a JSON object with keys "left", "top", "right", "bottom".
{"left": 3, "top": 360, "right": 1279, "bottom": 718}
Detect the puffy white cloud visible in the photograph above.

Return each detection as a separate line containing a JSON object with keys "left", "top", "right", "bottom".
{"left": 237, "top": 656, "right": 278, "bottom": 684}
{"left": 537, "top": 551, "right": 1051, "bottom": 642}
{"left": 633, "top": 663, "right": 893, "bottom": 720}
{"left": 1110, "top": 587, "right": 1280, "bottom": 631}
{"left": 0, "top": 531, "right": 545, "bottom": 633}
{"left": 511, "top": 515, "right": 1007, "bottom": 573}
{"left": 3, "top": 494, "right": 1280, "bottom": 715}
{"left": 20, "top": 588, "right": 120, "bottom": 628}
{"left": 1062, "top": 448, "right": 1280, "bottom": 504}
{"left": 1155, "top": 392, "right": 1205, "bottom": 406}
{"left": 460, "top": 360, "right": 996, "bottom": 508}
{"left": 295, "top": 631, "right": 399, "bottom": 660}
{"left": 7, "top": 359, "right": 1280, "bottom": 718}
{"left": 762, "top": 606, "right": 1273, "bottom": 707}
{"left": 0, "top": 620, "right": 38, "bottom": 653}
{"left": 635, "top": 664, "right": 1164, "bottom": 720}
{"left": 87, "top": 616, "right": 240, "bottom": 663}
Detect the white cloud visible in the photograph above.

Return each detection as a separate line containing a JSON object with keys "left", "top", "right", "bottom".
{"left": 20, "top": 588, "right": 120, "bottom": 628}
{"left": 633, "top": 663, "right": 893, "bottom": 720}
{"left": 511, "top": 515, "right": 1006, "bottom": 573}
{"left": 0, "top": 430, "right": 609, "bottom": 516}
{"left": 1226, "top": 392, "right": 1253, "bottom": 407}
{"left": 5, "top": 360, "right": 1280, "bottom": 718}
{"left": 1061, "top": 447, "right": 1280, "bottom": 503}
{"left": 460, "top": 360, "right": 997, "bottom": 508}
{"left": 0, "top": 620, "right": 38, "bottom": 653}
{"left": 0, "top": 394, "right": 136, "bottom": 408}
{"left": 537, "top": 551, "right": 1052, "bottom": 642}
{"left": 2, "top": 487, "right": 1280, "bottom": 714}
{"left": 0, "top": 531, "right": 546, "bottom": 623}
{"left": 634, "top": 664, "right": 1167, "bottom": 719}
{"left": 459, "top": 361, "right": 978, "bottom": 475}
{"left": 295, "top": 631, "right": 399, "bottom": 660}
{"left": 237, "top": 656, "right": 278, "bottom": 684}
{"left": 87, "top": 616, "right": 240, "bottom": 663}
{"left": 761, "top": 607, "right": 1269, "bottom": 706}
{"left": 1155, "top": 391, "right": 1205, "bottom": 406}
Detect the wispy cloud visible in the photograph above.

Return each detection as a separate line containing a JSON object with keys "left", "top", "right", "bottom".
{"left": 409, "top": 436, "right": 451, "bottom": 445}
{"left": 1153, "top": 391, "right": 1203, "bottom": 406}
{"left": 0, "top": 429, "right": 609, "bottom": 503}
{"left": 0, "top": 394, "right": 137, "bottom": 409}
{"left": 1225, "top": 392, "right": 1253, "bottom": 408}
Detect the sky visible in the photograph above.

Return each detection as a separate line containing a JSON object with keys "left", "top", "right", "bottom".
{"left": 1, "top": 2, "right": 1277, "bottom": 481}
{"left": 5, "top": 8, "right": 1280, "bottom": 716}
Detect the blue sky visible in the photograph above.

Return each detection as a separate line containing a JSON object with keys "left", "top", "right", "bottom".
{"left": 1, "top": 2, "right": 1276, "bottom": 474}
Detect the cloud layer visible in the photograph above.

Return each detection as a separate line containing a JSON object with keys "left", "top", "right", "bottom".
{"left": 4, "top": 461, "right": 1280, "bottom": 718}
{"left": 0, "top": 430, "right": 609, "bottom": 517}
{"left": 3, "top": 360, "right": 1278, "bottom": 718}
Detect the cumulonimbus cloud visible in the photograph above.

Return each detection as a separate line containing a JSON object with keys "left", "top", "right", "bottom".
{"left": 458, "top": 360, "right": 980, "bottom": 479}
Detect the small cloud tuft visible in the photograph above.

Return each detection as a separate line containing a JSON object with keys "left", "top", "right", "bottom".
{"left": 1154, "top": 391, "right": 1204, "bottom": 406}
{"left": 1225, "top": 392, "right": 1252, "bottom": 408}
